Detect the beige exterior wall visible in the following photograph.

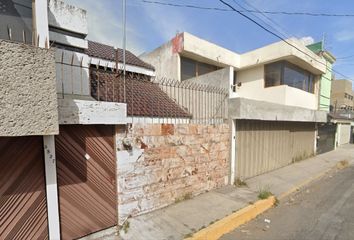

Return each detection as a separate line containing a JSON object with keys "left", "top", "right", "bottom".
{"left": 182, "top": 32, "right": 240, "bottom": 68}
{"left": 337, "top": 123, "right": 351, "bottom": 146}
{"left": 229, "top": 98, "right": 327, "bottom": 123}
{"left": 185, "top": 67, "right": 232, "bottom": 89}
{"left": 140, "top": 40, "right": 180, "bottom": 80}
{"left": 116, "top": 123, "right": 230, "bottom": 224}
{"left": 240, "top": 38, "right": 326, "bottom": 74}
{"left": 235, "top": 65, "right": 318, "bottom": 110}
{"left": 331, "top": 79, "right": 354, "bottom": 109}
{"left": 0, "top": 40, "right": 58, "bottom": 136}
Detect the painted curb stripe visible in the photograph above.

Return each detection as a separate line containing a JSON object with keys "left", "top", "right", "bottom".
{"left": 185, "top": 196, "right": 275, "bottom": 240}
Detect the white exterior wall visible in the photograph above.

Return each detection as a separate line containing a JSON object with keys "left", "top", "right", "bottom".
{"left": 43, "top": 136, "right": 61, "bottom": 240}
{"left": 337, "top": 123, "right": 351, "bottom": 146}
{"left": 48, "top": 0, "right": 88, "bottom": 50}
{"left": 34, "top": 0, "right": 50, "bottom": 48}
{"left": 49, "top": 31, "right": 88, "bottom": 49}
{"left": 235, "top": 65, "right": 317, "bottom": 110}
{"left": 58, "top": 98, "right": 128, "bottom": 125}
{"left": 48, "top": 0, "right": 88, "bottom": 35}
{"left": 55, "top": 48, "right": 90, "bottom": 96}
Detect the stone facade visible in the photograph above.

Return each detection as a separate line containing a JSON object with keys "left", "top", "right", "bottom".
{"left": 0, "top": 40, "right": 58, "bottom": 136}
{"left": 116, "top": 123, "right": 230, "bottom": 224}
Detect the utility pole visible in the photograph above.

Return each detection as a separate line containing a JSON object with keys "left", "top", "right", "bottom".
{"left": 322, "top": 32, "right": 326, "bottom": 50}
{"left": 122, "top": 0, "right": 127, "bottom": 103}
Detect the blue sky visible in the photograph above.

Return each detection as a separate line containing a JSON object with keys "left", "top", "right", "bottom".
{"left": 65, "top": 0, "right": 354, "bottom": 81}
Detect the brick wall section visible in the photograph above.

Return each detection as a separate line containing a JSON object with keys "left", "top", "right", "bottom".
{"left": 116, "top": 123, "right": 230, "bottom": 224}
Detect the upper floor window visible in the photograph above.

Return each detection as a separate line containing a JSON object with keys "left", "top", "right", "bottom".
{"left": 344, "top": 93, "right": 353, "bottom": 100}
{"left": 232, "top": 71, "right": 237, "bottom": 92}
{"left": 265, "top": 61, "right": 315, "bottom": 93}
{"left": 180, "top": 56, "right": 218, "bottom": 80}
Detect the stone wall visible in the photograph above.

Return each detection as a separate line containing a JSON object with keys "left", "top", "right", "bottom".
{"left": 116, "top": 123, "right": 230, "bottom": 224}
{"left": 0, "top": 40, "right": 58, "bottom": 136}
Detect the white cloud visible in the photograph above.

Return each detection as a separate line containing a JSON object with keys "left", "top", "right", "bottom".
{"left": 335, "top": 30, "right": 354, "bottom": 42}
{"left": 138, "top": 1, "right": 190, "bottom": 41}
{"left": 299, "top": 36, "right": 315, "bottom": 45}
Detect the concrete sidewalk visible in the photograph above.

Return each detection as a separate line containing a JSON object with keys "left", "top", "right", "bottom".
{"left": 119, "top": 145, "right": 354, "bottom": 240}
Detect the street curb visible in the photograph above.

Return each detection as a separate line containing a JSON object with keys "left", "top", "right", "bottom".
{"left": 184, "top": 196, "right": 276, "bottom": 240}
{"left": 184, "top": 161, "right": 350, "bottom": 240}
{"left": 278, "top": 168, "right": 332, "bottom": 200}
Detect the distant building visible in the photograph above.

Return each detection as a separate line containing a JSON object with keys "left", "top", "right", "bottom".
{"left": 331, "top": 79, "right": 354, "bottom": 111}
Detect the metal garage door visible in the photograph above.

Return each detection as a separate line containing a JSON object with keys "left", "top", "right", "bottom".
{"left": 55, "top": 125, "right": 117, "bottom": 240}
{"left": 236, "top": 120, "right": 315, "bottom": 179}
{"left": 0, "top": 136, "right": 48, "bottom": 240}
{"left": 317, "top": 123, "right": 336, "bottom": 154}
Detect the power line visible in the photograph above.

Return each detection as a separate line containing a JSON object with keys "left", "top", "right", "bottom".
{"left": 218, "top": 0, "right": 352, "bottom": 80}
{"left": 237, "top": 0, "right": 300, "bottom": 39}
{"left": 140, "top": 0, "right": 351, "bottom": 80}
{"left": 141, "top": 0, "right": 354, "bottom": 17}
{"left": 336, "top": 54, "right": 354, "bottom": 60}
{"left": 231, "top": 0, "right": 292, "bottom": 40}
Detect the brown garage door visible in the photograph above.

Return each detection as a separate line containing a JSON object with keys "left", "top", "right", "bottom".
{"left": 0, "top": 136, "right": 48, "bottom": 240}
{"left": 55, "top": 125, "right": 117, "bottom": 240}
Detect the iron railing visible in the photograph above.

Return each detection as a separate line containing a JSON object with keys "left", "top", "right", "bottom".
{"left": 89, "top": 68, "right": 229, "bottom": 124}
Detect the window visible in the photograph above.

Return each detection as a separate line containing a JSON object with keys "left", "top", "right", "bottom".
{"left": 232, "top": 71, "right": 237, "bottom": 92}
{"left": 180, "top": 56, "right": 217, "bottom": 80}
{"left": 181, "top": 57, "right": 197, "bottom": 80}
{"left": 198, "top": 62, "right": 217, "bottom": 76}
{"left": 265, "top": 62, "right": 282, "bottom": 87}
{"left": 265, "top": 61, "right": 315, "bottom": 93}
{"left": 345, "top": 94, "right": 354, "bottom": 100}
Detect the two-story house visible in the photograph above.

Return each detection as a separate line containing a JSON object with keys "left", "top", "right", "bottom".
{"left": 142, "top": 32, "right": 328, "bottom": 181}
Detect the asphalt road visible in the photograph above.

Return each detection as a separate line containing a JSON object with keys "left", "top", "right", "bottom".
{"left": 221, "top": 165, "right": 354, "bottom": 240}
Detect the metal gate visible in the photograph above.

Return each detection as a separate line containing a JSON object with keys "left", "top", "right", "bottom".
{"left": 55, "top": 125, "right": 117, "bottom": 240}
{"left": 317, "top": 123, "right": 336, "bottom": 154}
{"left": 0, "top": 136, "right": 48, "bottom": 240}
{"left": 236, "top": 120, "right": 315, "bottom": 179}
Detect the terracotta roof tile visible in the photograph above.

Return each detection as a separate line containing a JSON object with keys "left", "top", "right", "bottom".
{"left": 86, "top": 41, "right": 155, "bottom": 71}
{"left": 90, "top": 69, "right": 191, "bottom": 118}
